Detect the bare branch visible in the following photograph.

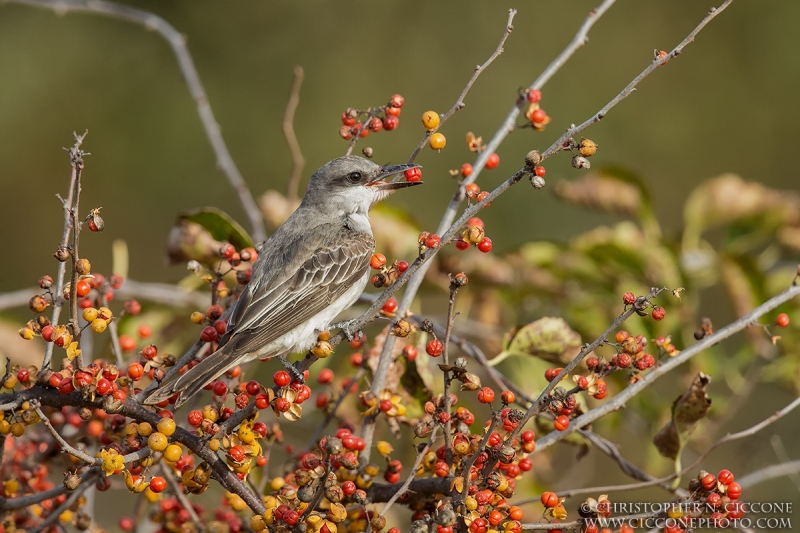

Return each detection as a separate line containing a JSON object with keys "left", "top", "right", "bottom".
{"left": 284, "top": 66, "right": 306, "bottom": 204}
{"left": 379, "top": 427, "right": 439, "bottom": 517}
{"left": 738, "top": 459, "right": 800, "bottom": 489}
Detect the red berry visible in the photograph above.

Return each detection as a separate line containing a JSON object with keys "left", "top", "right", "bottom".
{"left": 519, "top": 457, "right": 532, "bottom": 471}
{"left": 701, "top": 473, "right": 716, "bottom": 490}
{"left": 200, "top": 326, "right": 218, "bottom": 343}
{"left": 522, "top": 430, "right": 535, "bottom": 443}
{"left": 128, "top": 362, "right": 144, "bottom": 381}
{"left": 382, "top": 297, "right": 398, "bottom": 314}
{"left": 382, "top": 114, "right": 399, "bottom": 131}
{"left": 95, "top": 378, "right": 112, "bottom": 396}
{"left": 426, "top": 339, "right": 443, "bottom": 357}
{"left": 477, "top": 387, "right": 495, "bottom": 404}
{"left": 726, "top": 482, "right": 742, "bottom": 499}
{"left": 544, "top": 367, "right": 562, "bottom": 382}
{"left": 501, "top": 390, "right": 515, "bottom": 404}
{"left": 530, "top": 108, "right": 547, "bottom": 123}
{"left": 404, "top": 168, "right": 422, "bottom": 183}
{"left": 776, "top": 313, "right": 790, "bottom": 328}
{"left": 425, "top": 234, "right": 441, "bottom": 249}
{"left": 187, "top": 410, "right": 203, "bottom": 427}
{"left": 119, "top": 335, "right": 136, "bottom": 352}
{"left": 455, "top": 239, "right": 470, "bottom": 251}
{"left": 540, "top": 491, "right": 559, "bottom": 508}
{"left": 389, "top": 94, "right": 404, "bottom": 108}
{"left": 246, "top": 380, "right": 261, "bottom": 396}
{"left": 477, "top": 237, "right": 493, "bottom": 253}
{"left": 379, "top": 399, "right": 392, "bottom": 412}
{"left": 652, "top": 306, "right": 666, "bottom": 321}
{"left": 317, "top": 368, "right": 334, "bottom": 384}
{"left": 403, "top": 345, "right": 417, "bottom": 361}
{"left": 534, "top": 166, "right": 546, "bottom": 177}
{"left": 342, "top": 480, "right": 356, "bottom": 495}
{"left": 485, "top": 153, "right": 500, "bottom": 169}
{"left": 76, "top": 280, "right": 91, "bottom": 298}
{"left": 553, "top": 415, "right": 569, "bottom": 431}
{"left": 370, "top": 253, "right": 387, "bottom": 269}
{"left": 527, "top": 89, "right": 542, "bottom": 103}
{"left": 616, "top": 353, "right": 632, "bottom": 369}
{"left": 623, "top": 292, "right": 636, "bottom": 305}
{"left": 461, "top": 163, "right": 473, "bottom": 177}
{"left": 274, "top": 371, "right": 291, "bottom": 387}
{"left": 396, "top": 260, "right": 409, "bottom": 273}
{"left": 717, "top": 469, "right": 734, "bottom": 485}
{"left": 255, "top": 394, "right": 269, "bottom": 409}
{"left": 350, "top": 353, "right": 363, "bottom": 367}
{"left": 41, "top": 325, "right": 54, "bottom": 342}
{"left": 212, "top": 381, "right": 228, "bottom": 396}
{"left": 341, "top": 113, "right": 355, "bottom": 127}
{"left": 368, "top": 116, "right": 383, "bottom": 132}
{"left": 149, "top": 477, "right": 166, "bottom": 493}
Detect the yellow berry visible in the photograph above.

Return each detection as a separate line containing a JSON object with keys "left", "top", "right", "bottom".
{"left": 82, "top": 308, "right": 98, "bottom": 322}
{"left": 208, "top": 439, "right": 221, "bottom": 452}
{"left": 10, "top": 422, "right": 25, "bottom": 437}
{"left": 191, "top": 312, "right": 205, "bottom": 324}
{"left": 157, "top": 418, "right": 176, "bottom": 437}
{"left": 59, "top": 510, "right": 74, "bottom": 523}
{"left": 3, "top": 375, "right": 19, "bottom": 389}
{"left": 429, "top": 133, "right": 446, "bottom": 150}
{"left": 229, "top": 494, "right": 247, "bottom": 512}
{"left": 163, "top": 444, "right": 182, "bottom": 463}
{"left": 376, "top": 441, "right": 393, "bottom": 456}
{"left": 270, "top": 477, "right": 286, "bottom": 491}
{"left": 97, "top": 307, "right": 113, "bottom": 322}
{"left": 262, "top": 495, "right": 278, "bottom": 510}
{"left": 364, "top": 464, "right": 379, "bottom": 477}
{"left": 202, "top": 405, "right": 219, "bottom": 422}
{"left": 465, "top": 496, "right": 477, "bottom": 511}
{"left": 0, "top": 420, "right": 11, "bottom": 434}
{"left": 18, "top": 328, "right": 34, "bottom": 341}
{"left": 144, "top": 487, "right": 161, "bottom": 503}
{"left": 250, "top": 515, "right": 267, "bottom": 531}
{"left": 91, "top": 319, "right": 107, "bottom": 333}
{"left": 148, "top": 432, "right": 168, "bottom": 452}
{"left": 421, "top": 111, "right": 440, "bottom": 130}
{"left": 137, "top": 422, "right": 153, "bottom": 437}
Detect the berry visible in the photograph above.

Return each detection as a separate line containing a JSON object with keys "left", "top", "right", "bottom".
{"left": 317, "top": 368, "right": 334, "bottom": 384}
{"left": 485, "top": 153, "right": 500, "bottom": 169}
{"left": 554, "top": 415, "right": 569, "bottom": 431}
{"left": 368, "top": 116, "right": 383, "bottom": 132}
{"left": 652, "top": 306, "right": 666, "bottom": 321}
{"left": 425, "top": 234, "right": 441, "bottom": 249}
{"left": 149, "top": 477, "right": 166, "bottom": 493}
{"left": 718, "top": 469, "right": 734, "bottom": 485}
{"left": 421, "top": 111, "right": 440, "bottom": 130}
{"left": 534, "top": 166, "right": 546, "bottom": 177}
{"left": 461, "top": 163, "right": 473, "bottom": 177}
{"left": 396, "top": 260, "right": 409, "bottom": 273}
{"left": 477, "top": 237, "right": 493, "bottom": 253}
{"left": 201, "top": 326, "right": 218, "bottom": 343}
{"left": 380, "top": 399, "right": 392, "bottom": 412}
{"left": 404, "top": 167, "right": 422, "bottom": 183}
{"left": 701, "top": 473, "right": 716, "bottom": 490}
{"left": 477, "top": 387, "right": 495, "bottom": 404}
{"left": 370, "top": 253, "right": 387, "bottom": 269}
{"left": 212, "top": 381, "right": 228, "bottom": 396}
{"left": 274, "top": 371, "right": 291, "bottom": 387}
{"left": 726, "top": 482, "right": 742, "bottom": 499}
{"left": 382, "top": 297, "right": 398, "bottom": 315}
{"left": 776, "top": 313, "right": 790, "bottom": 328}
{"left": 341, "top": 113, "right": 355, "bottom": 127}
{"left": 389, "top": 94, "right": 404, "bottom": 108}
{"left": 530, "top": 108, "right": 547, "bottom": 124}
{"left": 429, "top": 133, "right": 446, "bottom": 150}
{"left": 382, "top": 114, "right": 399, "bottom": 131}
{"left": 501, "top": 390, "right": 515, "bottom": 404}
{"left": 541, "top": 491, "right": 559, "bottom": 508}
{"left": 527, "top": 89, "right": 542, "bottom": 103}
{"left": 187, "top": 410, "right": 203, "bottom": 427}
{"left": 426, "top": 339, "right": 443, "bottom": 357}
{"left": 403, "top": 345, "right": 417, "bottom": 361}
{"left": 455, "top": 239, "right": 470, "bottom": 251}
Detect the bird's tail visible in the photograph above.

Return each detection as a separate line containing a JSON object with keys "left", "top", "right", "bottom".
{"left": 142, "top": 344, "right": 242, "bottom": 408}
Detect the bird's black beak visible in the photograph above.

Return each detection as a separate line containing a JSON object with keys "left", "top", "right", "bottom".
{"left": 368, "top": 163, "right": 423, "bottom": 190}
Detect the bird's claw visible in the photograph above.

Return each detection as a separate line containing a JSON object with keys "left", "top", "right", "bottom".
{"left": 329, "top": 319, "right": 359, "bottom": 342}
{"left": 279, "top": 356, "right": 305, "bottom": 384}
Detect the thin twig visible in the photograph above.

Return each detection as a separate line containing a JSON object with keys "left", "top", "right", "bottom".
{"left": 283, "top": 66, "right": 306, "bottom": 204}
{"left": 406, "top": 9, "right": 517, "bottom": 164}
{"left": 5, "top": 0, "right": 266, "bottom": 242}
{"left": 441, "top": 281, "right": 459, "bottom": 467}
{"left": 36, "top": 405, "right": 98, "bottom": 464}
{"left": 738, "top": 459, "right": 800, "bottom": 489}
{"left": 41, "top": 131, "right": 86, "bottom": 371}
{"left": 66, "top": 133, "right": 85, "bottom": 367}
{"left": 30, "top": 470, "right": 99, "bottom": 533}
{"left": 162, "top": 465, "right": 206, "bottom": 533}
{"left": 379, "top": 427, "right": 440, "bottom": 517}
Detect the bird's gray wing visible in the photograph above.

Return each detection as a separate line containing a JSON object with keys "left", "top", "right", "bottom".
{"left": 223, "top": 230, "right": 374, "bottom": 355}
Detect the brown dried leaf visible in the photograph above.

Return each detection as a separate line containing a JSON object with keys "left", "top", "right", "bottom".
{"left": 554, "top": 173, "right": 641, "bottom": 216}
{"left": 653, "top": 373, "right": 712, "bottom": 460}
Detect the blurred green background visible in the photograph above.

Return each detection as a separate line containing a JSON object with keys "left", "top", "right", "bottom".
{"left": 1, "top": 0, "right": 799, "bottom": 287}
{"left": 2, "top": 0, "right": 800, "bottom": 529}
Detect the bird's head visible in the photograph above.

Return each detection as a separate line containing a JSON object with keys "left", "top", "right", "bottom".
{"left": 304, "top": 156, "right": 422, "bottom": 213}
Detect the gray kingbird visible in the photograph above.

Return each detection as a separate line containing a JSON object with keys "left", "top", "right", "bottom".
{"left": 144, "top": 156, "right": 421, "bottom": 407}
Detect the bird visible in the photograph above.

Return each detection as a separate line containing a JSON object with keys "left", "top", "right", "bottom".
{"left": 144, "top": 156, "right": 421, "bottom": 407}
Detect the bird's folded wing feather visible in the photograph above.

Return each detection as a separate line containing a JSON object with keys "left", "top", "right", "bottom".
{"left": 222, "top": 230, "right": 374, "bottom": 355}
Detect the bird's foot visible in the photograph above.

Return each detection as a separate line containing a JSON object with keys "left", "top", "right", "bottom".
{"left": 329, "top": 319, "right": 360, "bottom": 342}
{"left": 279, "top": 356, "right": 305, "bottom": 384}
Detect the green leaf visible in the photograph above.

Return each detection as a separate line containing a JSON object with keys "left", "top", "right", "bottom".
{"left": 180, "top": 207, "right": 254, "bottom": 250}
{"left": 500, "top": 317, "right": 583, "bottom": 367}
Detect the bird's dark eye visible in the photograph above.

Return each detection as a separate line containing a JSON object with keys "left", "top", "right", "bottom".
{"left": 347, "top": 172, "right": 362, "bottom": 183}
